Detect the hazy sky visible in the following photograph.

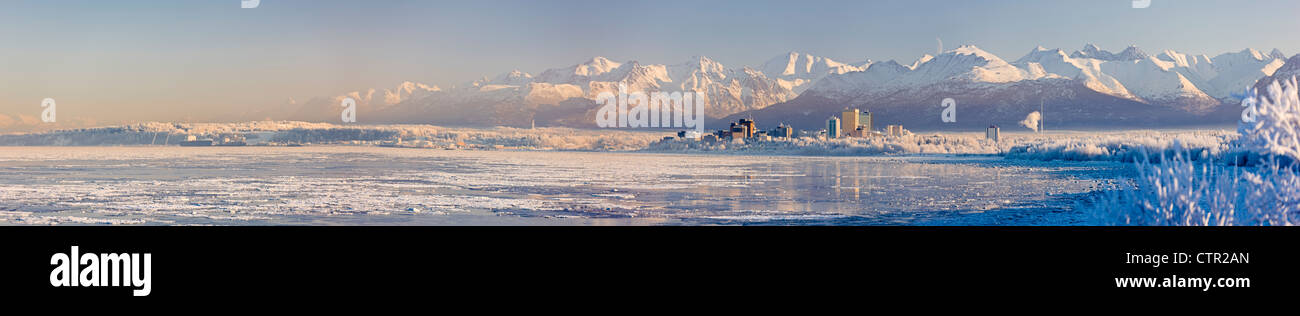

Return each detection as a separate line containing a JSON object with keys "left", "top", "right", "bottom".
{"left": 2, "top": 0, "right": 1298, "bottom": 130}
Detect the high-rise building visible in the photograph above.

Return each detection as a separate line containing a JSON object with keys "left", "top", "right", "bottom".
{"left": 840, "top": 109, "right": 859, "bottom": 138}
{"left": 827, "top": 116, "right": 841, "bottom": 139}
{"left": 729, "top": 124, "right": 745, "bottom": 139}
{"left": 886, "top": 125, "right": 904, "bottom": 137}
{"left": 773, "top": 124, "right": 793, "bottom": 138}
{"left": 860, "top": 111, "right": 873, "bottom": 133}
{"left": 739, "top": 119, "right": 756, "bottom": 138}
{"left": 986, "top": 125, "right": 1000, "bottom": 141}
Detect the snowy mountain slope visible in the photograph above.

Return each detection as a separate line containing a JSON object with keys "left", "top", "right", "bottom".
{"left": 1069, "top": 44, "right": 1148, "bottom": 61}
{"left": 273, "top": 44, "right": 1288, "bottom": 130}
{"left": 1270, "top": 49, "right": 1288, "bottom": 60}
{"left": 1148, "top": 48, "right": 1287, "bottom": 102}
{"left": 1204, "top": 49, "right": 1286, "bottom": 99}
{"left": 1014, "top": 46, "right": 1132, "bottom": 98}
{"left": 1098, "top": 56, "right": 1220, "bottom": 113}
{"left": 896, "top": 45, "right": 1033, "bottom": 85}
{"left": 279, "top": 56, "right": 797, "bottom": 127}
{"left": 720, "top": 77, "right": 1212, "bottom": 132}
{"left": 729, "top": 44, "right": 1288, "bottom": 131}
{"left": 807, "top": 59, "right": 911, "bottom": 100}
{"left": 759, "top": 52, "right": 868, "bottom": 93}
{"left": 1253, "top": 54, "right": 1300, "bottom": 98}
{"left": 533, "top": 57, "right": 622, "bottom": 84}
{"left": 274, "top": 81, "right": 441, "bottom": 123}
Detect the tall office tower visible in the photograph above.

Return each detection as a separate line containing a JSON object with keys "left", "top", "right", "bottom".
{"left": 861, "top": 111, "right": 873, "bottom": 133}
{"left": 827, "top": 116, "right": 841, "bottom": 139}
{"left": 841, "top": 108, "right": 859, "bottom": 137}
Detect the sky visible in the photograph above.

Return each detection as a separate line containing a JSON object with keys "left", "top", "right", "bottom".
{"left": 1, "top": 0, "right": 1298, "bottom": 130}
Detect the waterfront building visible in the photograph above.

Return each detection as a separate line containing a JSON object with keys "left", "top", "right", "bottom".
{"left": 886, "top": 125, "right": 905, "bottom": 137}
{"left": 986, "top": 125, "right": 1000, "bottom": 141}
{"left": 840, "top": 109, "right": 859, "bottom": 138}
{"left": 773, "top": 124, "right": 793, "bottom": 138}
{"left": 827, "top": 116, "right": 842, "bottom": 139}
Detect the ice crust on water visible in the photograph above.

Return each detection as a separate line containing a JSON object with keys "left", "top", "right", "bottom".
{"left": 0, "top": 147, "right": 1114, "bottom": 225}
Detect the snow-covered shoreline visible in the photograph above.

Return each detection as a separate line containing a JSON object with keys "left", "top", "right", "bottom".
{"left": 0, "top": 120, "right": 1243, "bottom": 163}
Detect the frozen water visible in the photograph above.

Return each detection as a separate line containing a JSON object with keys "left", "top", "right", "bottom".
{"left": 0, "top": 146, "right": 1125, "bottom": 225}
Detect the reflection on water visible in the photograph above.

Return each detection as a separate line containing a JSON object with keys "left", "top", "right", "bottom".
{"left": 0, "top": 147, "right": 1122, "bottom": 225}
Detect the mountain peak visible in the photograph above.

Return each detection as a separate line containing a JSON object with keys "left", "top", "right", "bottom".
{"left": 1070, "top": 44, "right": 1148, "bottom": 61}
{"left": 488, "top": 70, "right": 533, "bottom": 85}
{"left": 947, "top": 45, "right": 1005, "bottom": 63}
{"left": 1240, "top": 48, "right": 1266, "bottom": 61}
{"left": 1116, "top": 46, "right": 1149, "bottom": 60}
{"left": 1270, "top": 48, "right": 1288, "bottom": 60}
{"left": 579, "top": 56, "right": 622, "bottom": 72}
{"left": 1081, "top": 43, "right": 1104, "bottom": 54}
{"left": 689, "top": 55, "right": 719, "bottom": 64}
{"left": 682, "top": 55, "right": 726, "bottom": 74}
{"left": 909, "top": 54, "right": 935, "bottom": 69}
{"left": 952, "top": 44, "right": 984, "bottom": 53}
{"left": 1015, "top": 46, "right": 1067, "bottom": 64}
{"left": 397, "top": 81, "right": 439, "bottom": 92}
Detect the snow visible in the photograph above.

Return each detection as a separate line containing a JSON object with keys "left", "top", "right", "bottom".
{"left": 534, "top": 56, "right": 623, "bottom": 84}
{"left": 798, "top": 44, "right": 1286, "bottom": 125}
{"left": 647, "top": 129, "right": 1236, "bottom": 163}
{"left": 0, "top": 121, "right": 667, "bottom": 150}
{"left": 2, "top": 116, "right": 1290, "bottom": 226}
{"left": 1230, "top": 76, "right": 1300, "bottom": 164}
{"left": 0, "top": 147, "right": 1114, "bottom": 226}
{"left": 1015, "top": 47, "right": 1131, "bottom": 97}
{"left": 760, "top": 52, "right": 867, "bottom": 93}
{"left": 232, "top": 44, "right": 1291, "bottom": 131}
{"left": 1003, "top": 130, "right": 1233, "bottom": 162}
{"left": 906, "top": 45, "right": 1031, "bottom": 84}
{"left": 1090, "top": 75, "right": 1300, "bottom": 225}
{"left": 1099, "top": 57, "right": 1219, "bottom": 111}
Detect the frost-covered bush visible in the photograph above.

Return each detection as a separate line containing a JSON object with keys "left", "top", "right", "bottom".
{"left": 1228, "top": 77, "right": 1300, "bottom": 166}
{"left": 1003, "top": 132, "right": 1233, "bottom": 162}
{"left": 1090, "top": 152, "right": 1299, "bottom": 226}
{"left": 1092, "top": 76, "right": 1300, "bottom": 225}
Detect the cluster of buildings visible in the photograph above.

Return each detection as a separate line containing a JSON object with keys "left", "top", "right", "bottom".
{"left": 826, "top": 108, "right": 1003, "bottom": 141}
{"left": 668, "top": 108, "right": 905, "bottom": 143}
{"left": 665, "top": 107, "right": 1008, "bottom": 143}
{"left": 826, "top": 108, "right": 904, "bottom": 139}
{"left": 672, "top": 118, "right": 797, "bottom": 142}
{"left": 179, "top": 133, "right": 247, "bottom": 147}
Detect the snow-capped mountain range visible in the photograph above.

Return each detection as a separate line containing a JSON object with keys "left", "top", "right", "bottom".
{"left": 271, "top": 44, "right": 1295, "bottom": 131}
